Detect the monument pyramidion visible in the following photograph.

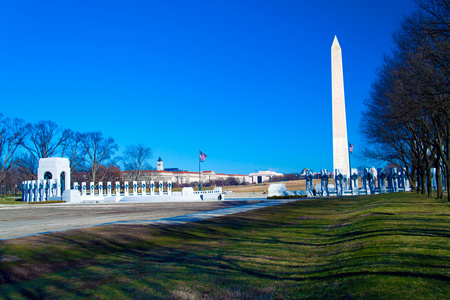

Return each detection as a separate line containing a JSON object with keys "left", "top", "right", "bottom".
{"left": 331, "top": 36, "right": 350, "bottom": 177}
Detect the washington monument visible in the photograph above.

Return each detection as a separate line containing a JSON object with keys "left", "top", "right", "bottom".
{"left": 331, "top": 36, "right": 350, "bottom": 176}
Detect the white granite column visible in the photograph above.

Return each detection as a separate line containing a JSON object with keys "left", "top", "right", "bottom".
{"left": 90, "top": 182, "right": 95, "bottom": 196}
{"left": 56, "top": 178, "right": 61, "bottom": 197}
{"left": 73, "top": 182, "right": 79, "bottom": 192}
{"left": 115, "top": 181, "right": 121, "bottom": 196}
{"left": 107, "top": 182, "right": 112, "bottom": 197}
{"left": 133, "top": 181, "right": 138, "bottom": 196}
{"left": 141, "top": 181, "right": 146, "bottom": 196}
{"left": 150, "top": 181, "right": 155, "bottom": 196}
{"left": 124, "top": 181, "right": 129, "bottom": 196}
{"left": 167, "top": 181, "right": 172, "bottom": 196}
{"left": 159, "top": 181, "right": 164, "bottom": 196}
{"left": 81, "top": 182, "right": 87, "bottom": 196}
{"left": 33, "top": 180, "right": 38, "bottom": 202}
{"left": 98, "top": 182, "right": 104, "bottom": 197}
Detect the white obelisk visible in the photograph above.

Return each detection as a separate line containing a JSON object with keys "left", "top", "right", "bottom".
{"left": 331, "top": 36, "right": 350, "bottom": 176}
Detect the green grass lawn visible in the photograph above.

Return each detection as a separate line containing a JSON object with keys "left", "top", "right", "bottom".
{"left": 0, "top": 192, "right": 449, "bottom": 299}
{"left": 0, "top": 197, "right": 24, "bottom": 205}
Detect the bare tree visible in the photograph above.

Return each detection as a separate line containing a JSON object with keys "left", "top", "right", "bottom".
{"left": 16, "top": 153, "right": 38, "bottom": 180}
{"left": 121, "top": 144, "right": 153, "bottom": 180}
{"left": 24, "top": 120, "right": 72, "bottom": 162}
{"left": 361, "top": 0, "right": 450, "bottom": 200}
{"left": 79, "top": 132, "right": 118, "bottom": 183}
{"left": 0, "top": 114, "right": 28, "bottom": 185}
{"left": 61, "top": 131, "right": 86, "bottom": 174}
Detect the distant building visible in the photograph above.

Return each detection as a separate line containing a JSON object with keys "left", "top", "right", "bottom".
{"left": 157, "top": 157, "right": 163, "bottom": 171}
{"left": 248, "top": 170, "right": 284, "bottom": 184}
{"left": 121, "top": 157, "right": 251, "bottom": 185}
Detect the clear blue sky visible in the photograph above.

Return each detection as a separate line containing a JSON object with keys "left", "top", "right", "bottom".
{"left": 0, "top": 0, "right": 417, "bottom": 175}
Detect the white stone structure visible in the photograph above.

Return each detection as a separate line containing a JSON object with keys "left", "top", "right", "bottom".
{"left": 157, "top": 157, "right": 163, "bottom": 171}
{"left": 248, "top": 170, "right": 284, "bottom": 184}
{"left": 268, "top": 183, "right": 287, "bottom": 197}
{"left": 331, "top": 36, "right": 350, "bottom": 177}
{"left": 37, "top": 157, "right": 71, "bottom": 195}
{"left": 122, "top": 167, "right": 250, "bottom": 185}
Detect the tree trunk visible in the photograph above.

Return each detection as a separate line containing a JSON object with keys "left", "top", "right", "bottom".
{"left": 426, "top": 166, "right": 433, "bottom": 197}
{"left": 447, "top": 163, "right": 450, "bottom": 203}
{"left": 436, "top": 163, "right": 443, "bottom": 199}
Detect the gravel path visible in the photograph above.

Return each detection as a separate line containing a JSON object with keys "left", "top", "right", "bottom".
{"left": 0, "top": 200, "right": 283, "bottom": 240}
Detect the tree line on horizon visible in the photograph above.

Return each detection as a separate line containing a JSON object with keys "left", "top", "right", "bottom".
{"left": 0, "top": 114, "right": 304, "bottom": 195}
{"left": 361, "top": 0, "right": 450, "bottom": 201}
{"left": 0, "top": 114, "right": 154, "bottom": 193}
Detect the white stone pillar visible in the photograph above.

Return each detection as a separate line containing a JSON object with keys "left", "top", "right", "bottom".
{"left": 392, "top": 168, "right": 398, "bottom": 192}
{"left": 133, "top": 181, "right": 138, "bottom": 196}
{"left": 343, "top": 175, "right": 349, "bottom": 191}
{"left": 28, "top": 181, "right": 33, "bottom": 202}
{"left": 335, "top": 169, "right": 344, "bottom": 196}
{"left": 350, "top": 168, "right": 358, "bottom": 195}
{"left": 364, "top": 169, "right": 371, "bottom": 195}
{"left": 33, "top": 180, "right": 38, "bottom": 202}
{"left": 21, "top": 181, "right": 26, "bottom": 202}
{"left": 106, "top": 182, "right": 112, "bottom": 197}
{"left": 45, "top": 180, "right": 51, "bottom": 200}
{"left": 56, "top": 178, "right": 61, "bottom": 197}
{"left": 81, "top": 182, "right": 87, "bottom": 196}
{"left": 124, "top": 181, "right": 129, "bottom": 196}
{"left": 115, "top": 181, "right": 121, "bottom": 196}
{"left": 98, "top": 182, "right": 104, "bottom": 197}
{"left": 141, "top": 181, "right": 146, "bottom": 196}
{"left": 159, "top": 181, "right": 164, "bottom": 196}
{"left": 404, "top": 175, "right": 411, "bottom": 191}
{"left": 22, "top": 181, "right": 27, "bottom": 202}
{"left": 167, "top": 181, "right": 172, "bottom": 196}
{"left": 73, "top": 182, "right": 79, "bottom": 192}
{"left": 150, "top": 181, "right": 155, "bottom": 196}
{"left": 39, "top": 180, "right": 45, "bottom": 201}
{"left": 90, "top": 182, "right": 95, "bottom": 196}
{"left": 377, "top": 168, "right": 386, "bottom": 193}
{"left": 50, "top": 180, "right": 56, "bottom": 197}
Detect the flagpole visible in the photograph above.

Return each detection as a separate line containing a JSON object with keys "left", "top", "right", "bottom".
{"left": 199, "top": 149, "right": 201, "bottom": 191}
{"left": 348, "top": 143, "right": 353, "bottom": 194}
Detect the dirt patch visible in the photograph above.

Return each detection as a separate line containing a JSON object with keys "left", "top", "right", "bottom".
{"left": 0, "top": 255, "right": 21, "bottom": 263}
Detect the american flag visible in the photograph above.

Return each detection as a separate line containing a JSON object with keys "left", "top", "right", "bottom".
{"left": 349, "top": 143, "right": 354, "bottom": 154}
{"left": 199, "top": 150, "right": 207, "bottom": 162}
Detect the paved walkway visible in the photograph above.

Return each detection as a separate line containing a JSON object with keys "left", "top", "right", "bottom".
{"left": 0, "top": 199, "right": 296, "bottom": 240}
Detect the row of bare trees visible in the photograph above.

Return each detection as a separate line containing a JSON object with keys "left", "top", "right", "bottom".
{"left": 0, "top": 115, "right": 154, "bottom": 194}
{"left": 360, "top": 0, "right": 450, "bottom": 201}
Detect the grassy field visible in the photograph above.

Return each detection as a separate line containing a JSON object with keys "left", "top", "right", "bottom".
{"left": 223, "top": 179, "right": 332, "bottom": 193}
{"left": 0, "top": 197, "right": 23, "bottom": 205}
{"left": 0, "top": 192, "right": 449, "bottom": 299}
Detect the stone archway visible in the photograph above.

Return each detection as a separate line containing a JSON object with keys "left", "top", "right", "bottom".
{"left": 37, "top": 158, "right": 71, "bottom": 196}
{"left": 60, "top": 171, "right": 66, "bottom": 195}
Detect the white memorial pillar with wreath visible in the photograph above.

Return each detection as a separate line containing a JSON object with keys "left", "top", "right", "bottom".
{"left": 98, "top": 182, "right": 104, "bottom": 196}
{"left": 150, "top": 181, "right": 155, "bottom": 195}
{"left": 141, "top": 181, "right": 146, "bottom": 196}
{"left": 167, "top": 181, "right": 172, "bottom": 196}
{"left": 90, "top": 182, "right": 95, "bottom": 196}
{"left": 133, "top": 181, "right": 138, "bottom": 196}
{"left": 107, "top": 182, "right": 112, "bottom": 196}
{"left": 81, "top": 182, "right": 87, "bottom": 196}
{"left": 124, "top": 181, "right": 129, "bottom": 196}
{"left": 159, "top": 181, "right": 164, "bottom": 196}
{"left": 115, "top": 181, "right": 121, "bottom": 196}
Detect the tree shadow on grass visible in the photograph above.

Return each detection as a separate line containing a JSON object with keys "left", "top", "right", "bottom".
{"left": 1, "top": 194, "right": 449, "bottom": 298}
